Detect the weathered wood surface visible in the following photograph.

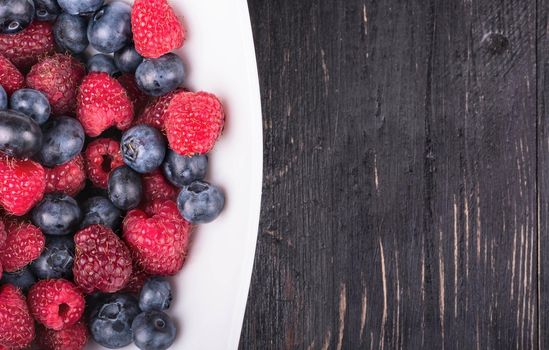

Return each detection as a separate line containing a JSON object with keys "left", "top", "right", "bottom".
{"left": 241, "top": 1, "right": 540, "bottom": 348}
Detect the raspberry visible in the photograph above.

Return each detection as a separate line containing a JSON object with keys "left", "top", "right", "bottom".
{"left": 0, "top": 157, "right": 46, "bottom": 216}
{"left": 77, "top": 72, "right": 134, "bottom": 137}
{"left": 142, "top": 169, "right": 178, "bottom": 203}
{"left": 0, "top": 220, "right": 6, "bottom": 250}
{"left": 0, "top": 55, "right": 24, "bottom": 95}
{"left": 84, "top": 138, "right": 124, "bottom": 189}
{"left": 45, "top": 154, "right": 86, "bottom": 197}
{"left": 0, "top": 21, "right": 55, "bottom": 71}
{"left": 36, "top": 321, "right": 88, "bottom": 350}
{"left": 26, "top": 54, "right": 86, "bottom": 115}
{"left": 123, "top": 200, "right": 191, "bottom": 275}
{"left": 165, "top": 91, "right": 225, "bottom": 155}
{"left": 0, "top": 284, "right": 34, "bottom": 349}
{"left": 73, "top": 225, "right": 133, "bottom": 294}
{"left": 131, "top": 0, "right": 185, "bottom": 58}
{"left": 118, "top": 73, "right": 149, "bottom": 116}
{"left": 28, "top": 279, "right": 85, "bottom": 331}
{"left": 135, "top": 89, "right": 182, "bottom": 132}
{"left": 0, "top": 220, "right": 45, "bottom": 272}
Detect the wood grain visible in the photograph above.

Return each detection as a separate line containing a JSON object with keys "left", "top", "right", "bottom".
{"left": 241, "top": 1, "right": 538, "bottom": 348}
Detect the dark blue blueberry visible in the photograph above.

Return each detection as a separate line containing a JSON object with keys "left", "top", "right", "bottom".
{"left": 0, "top": 267, "right": 35, "bottom": 292}
{"left": 162, "top": 151, "right": 208, "bottom": 188}
{"left": 135, "top": 53, "right": 185, "bottom": 96}
{"left": 87, "top": 53, "right": 119, "bottom": 76}
{"left": 132, "top": 311, "right": 177, "bottom": 350}
{"left": 87, "top": 1, "right": 132, "bottom": 54}
{"left": 89, "top": 293, "right": 140, "bottom": 349}
{"left": 30, "top": 235, "right": 74, "bottom": 280}
{"left": 54, "top": 13, "right": 89, "bottom": 55}
{"left": 177, "top": 181, "right": 225, "bottom": 224}
{"left": 0, "top": 0, "right": 34, "bottom": 34}
{"left": 108, "top": 166, "right": 143, "bottom": 210}
{"left": 139, "top": 277, "right": 172, "bottom": 312}
{"left": 121, "top": 125, "right": 166, "bottom": 174}
{"left": 57, "top": 0, "right": 103, "bottom": 15}
{"left": 0, "top": 109, "right": 42, "bottom": 158}
{"left": 31, "top": 193, "right": 82, "bottom": 236}
{"left": 10, "top": 89, "right": 51, "bottom": 125}
{"left": 81, "top": 196, "right": 122, "bottom": 229}
{"left": 37, "top": 116, "right": 85, "bottom": 167}
{"left": 115, "top": 44, "right": 143, "bottom": 73}
{"left": 34, "top": 0, "right": 61, "bottom": 21}
{"left": 0, "top": 85, "right": 6, "bottom": 110}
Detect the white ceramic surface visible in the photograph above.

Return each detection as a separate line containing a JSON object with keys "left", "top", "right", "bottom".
{"left": 87, "top": 0, "right": 263, "bottom": 349}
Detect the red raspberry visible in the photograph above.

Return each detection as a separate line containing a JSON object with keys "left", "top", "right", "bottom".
{"left": 84, "top": 138, "right": 124, "bottom": 189}
{"left": 45, "top": 154, "right": 86, "bottom": 197}
{"left": 131, "top": 0, "right": 185, "bottom": 58}
{"left": 26, "top": 54, "right": 86, "bottom": 115}
{"left": 0, "top": 284, "right": 34, "bottom": 349}
{"left": 28, "top": 279, "right": 85, "bottom": 331}
{"left": 136, "top": 89, "right": 182, "bottom": 132}
{"left": 0, "top": 55, "right": 24, "bottom": 95}
{"left": 165, "top": 91, "right": 225, "bottom": 155}
{"left": 0, "top": 221, "right": 45, "bottom": 272}
{"left": 142, "top": 170, "right": 178, "bottom": 203}
{"left": 0, "top": 220, "right": 6, "bottom": 250}
{"left": 123, "top": 200, "right": 191, "bottom": 275}
{"left": 36, "top": 321, "right": 88, "bottom": 350}
{"left": 0, "top": 21, "right": 55, "bottom": 71}
{"left": 77, "top": 72, "right": 134, "bottom": 137}
{"left": 0, "top": 157, "right": 46, "bottom": 216}
{"left": 118, "top": 73, "right": 149, "bottom": 116}
{"left": 73, "top": 225, "right": 133, "bottom": 294}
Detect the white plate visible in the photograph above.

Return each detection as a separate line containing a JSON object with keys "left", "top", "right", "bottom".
{"left": 87, "top": 0, "right": 263, "bottom": 349}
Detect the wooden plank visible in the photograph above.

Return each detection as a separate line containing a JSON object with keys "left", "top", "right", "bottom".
{"left": 538, "top": 0, "right": 549, "bottom": 347}
{"left": 240, "top": 1, "right": 537, "bottom": 348}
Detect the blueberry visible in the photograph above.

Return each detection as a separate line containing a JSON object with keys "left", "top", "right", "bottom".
{"left": 30, "top": 235, "right": 74, "bottom": 280}
{"left": 0, "top": 109, "right": 42, "bottom": 158}
{"left": 89, "top": 293, "right": 140, "bottom": 349}
{"left": 0, "top": 0, "right": 34, "bottom": 34}
{"left": 0, "top": 267, "right": 35, "bottom": 292}
{"left": 34, "top": 0, "right": 61, "bottom": 21}
{"left": 177, "top": 181, "right": 225, "bottom": 224}
{"left": 54, "top": 13, "right": 89, "bottom": 55}
{"left": 87, "top": 1, "right": 132, "bottom": 54}
{"left": 108, "top": 166, "right": 143, "bottom": 210}
{"left": 31, "top": 193, "right": 82, "bottom": 236}
{"left": 135, "top": 53, "right": 185, "bottom": 96}
{"left": 10, "top": 89, "right": 51, "bottom": 125}
{"left": 81, "top": 196, "right": 122, "bottom": 229}
{"left": 37, "top": 116, "right": 85, "bottom": 167}
{"left": 87, "top": 53, "right": 119, "bottom": 76}
{"left": 115, "top": 44, "right": 143, "bottom": 73}
{"left": 0, "top": 85, "right": 6, "bottom": 110}
{"left": 139, "top": 277, "right": 172, "bottom": 312}
{"left": 57, "top": 0, "right": 103, "bottom": 15}
{"left": 132, "top": 311, "right": 176, "bottom": 350}
{"left": 162, "top": 151, "right": 208, "bottom": 187}
{"left": 121, "top": 125, "right": 166, "bottom": 174}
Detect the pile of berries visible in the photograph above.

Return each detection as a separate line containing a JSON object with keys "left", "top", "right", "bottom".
{"left": 0, "top": 0, "right": 226, "bottom": 349}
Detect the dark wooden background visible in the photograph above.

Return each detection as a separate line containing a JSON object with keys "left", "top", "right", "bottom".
{"left": 239, "top": 1, "right": 548, "bottom": 349}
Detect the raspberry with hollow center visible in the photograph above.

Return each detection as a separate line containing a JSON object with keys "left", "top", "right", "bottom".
{"left": 84, "top": 139, "right": 124, "bottom": 189}
{"left": 28, "top": 279, "right": 85, "bottom": 331}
